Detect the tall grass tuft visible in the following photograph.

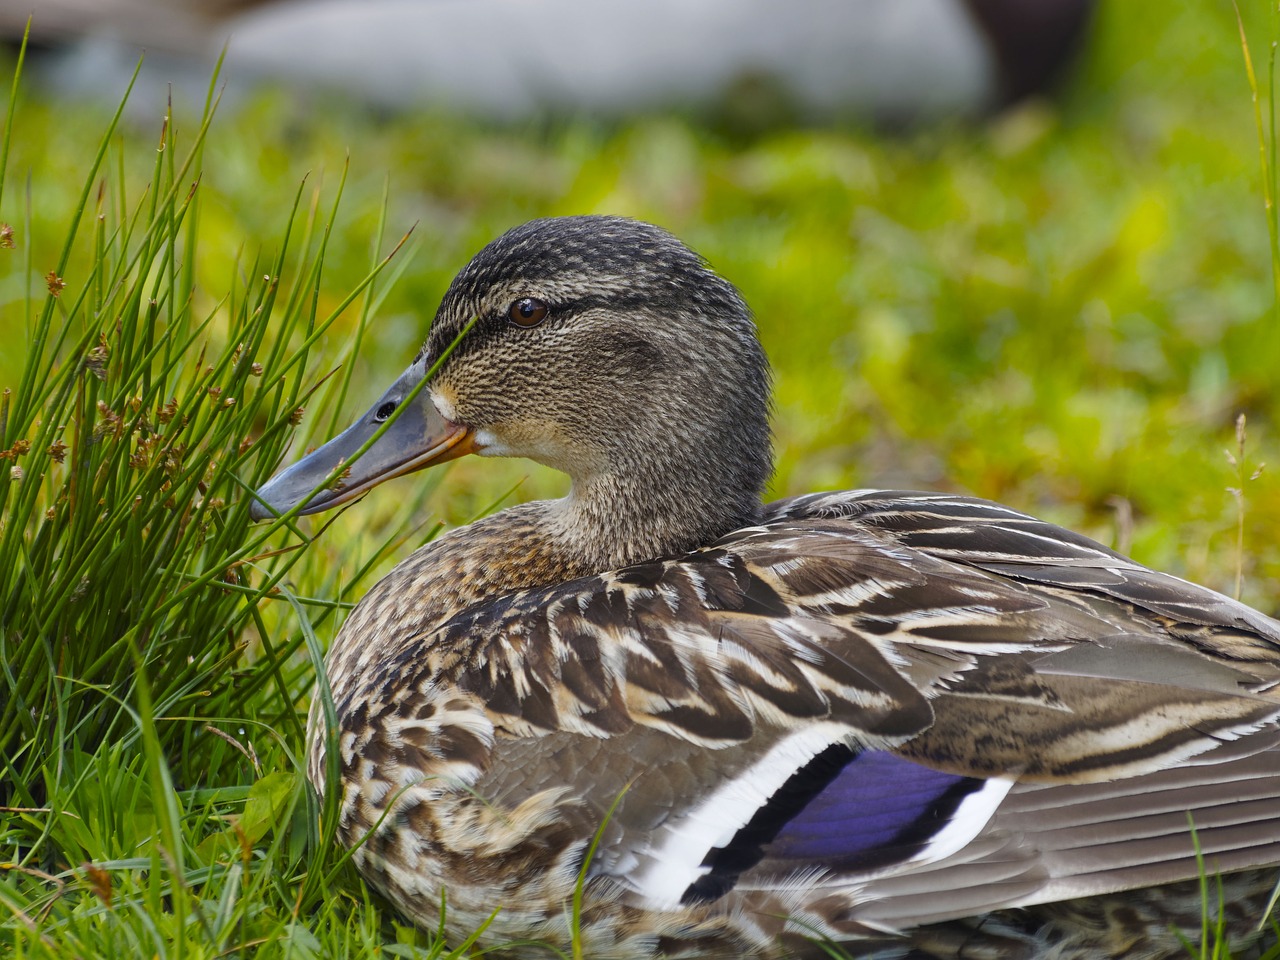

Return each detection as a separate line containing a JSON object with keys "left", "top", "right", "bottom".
{"left": 0, "top": 41, "right": 439, "bottom": 956}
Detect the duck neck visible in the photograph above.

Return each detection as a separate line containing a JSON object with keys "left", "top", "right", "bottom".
{"left": 550, "top": 454, "right": 764, "bottom": 571}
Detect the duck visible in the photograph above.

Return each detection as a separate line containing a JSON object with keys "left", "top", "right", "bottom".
{"left": 251, "top": 215, "right": 1280, "bottom": 960}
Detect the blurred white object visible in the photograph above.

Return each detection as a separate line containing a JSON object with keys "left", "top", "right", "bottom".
{"left": 6, "top": 0, "right": 1093, "bottom": 121}
{"left": 226, "top": 0, "right": 988, "bottom": 120}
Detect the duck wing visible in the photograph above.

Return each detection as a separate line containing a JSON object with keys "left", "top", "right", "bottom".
{"left": 753, "top": 492, "right": 1280, "bottom": 927}
{"left": 426, "top": 490, "right": 1280, "bottom": 931}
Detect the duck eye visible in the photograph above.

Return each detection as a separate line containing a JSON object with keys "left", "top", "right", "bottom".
{"left": 508, "top": 297, "right": 549, "bottom": 327}
{"left": 374, "top": 400, "right": 398, "bottom": 422}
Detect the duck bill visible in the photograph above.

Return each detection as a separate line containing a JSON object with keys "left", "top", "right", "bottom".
{"left": 250, "top": 366, "right": 473, "bottom": 521}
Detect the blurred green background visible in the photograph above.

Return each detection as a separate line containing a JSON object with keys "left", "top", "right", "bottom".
{"left": 3, "top": 6, "right": 1279, "bottom": 602}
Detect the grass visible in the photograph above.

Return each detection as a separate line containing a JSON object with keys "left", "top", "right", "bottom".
{"left": 0, "top": 44, "right": 443, "bottom": 960}
{"left": 0, "top": 0, "right": 1278, "bottom": 956}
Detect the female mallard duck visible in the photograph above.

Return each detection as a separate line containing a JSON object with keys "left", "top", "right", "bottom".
{"left": 252, "top": 216, "right": 1280, "bottom": 960}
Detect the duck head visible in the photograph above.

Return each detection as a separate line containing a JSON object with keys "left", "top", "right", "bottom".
{"left": 251, "top": 216, "right": 773, "bottom": 566}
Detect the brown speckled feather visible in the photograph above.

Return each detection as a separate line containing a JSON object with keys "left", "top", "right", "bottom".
{"left": 252, "top": 218, "right": 1280, "bottom": 960}
{"left": 305, "top": 490, "right": 1280, "bottom": 959}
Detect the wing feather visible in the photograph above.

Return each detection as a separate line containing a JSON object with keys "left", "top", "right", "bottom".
{"left": 427, "top": 489, "right": 1279, "bottom": 930}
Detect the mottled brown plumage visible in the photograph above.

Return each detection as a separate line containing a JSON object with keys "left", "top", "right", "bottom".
{"left": 254, "top": 217, "right": 1280, "bottom": 959}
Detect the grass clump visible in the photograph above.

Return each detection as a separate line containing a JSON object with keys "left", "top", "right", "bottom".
{"left": 0, "top": 44, "right": 438, "bottom": 958}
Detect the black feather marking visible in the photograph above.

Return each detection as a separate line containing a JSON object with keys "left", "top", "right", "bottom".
{"left": 680, "top": 742, "right": 857, "bottom": 905}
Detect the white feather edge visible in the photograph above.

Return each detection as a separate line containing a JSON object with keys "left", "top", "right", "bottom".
{"left": 622, "top": 721, "right": 1015, "bottom": 910}
{"left": 625, "top": 723, "right": 853, "bottom": 908}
